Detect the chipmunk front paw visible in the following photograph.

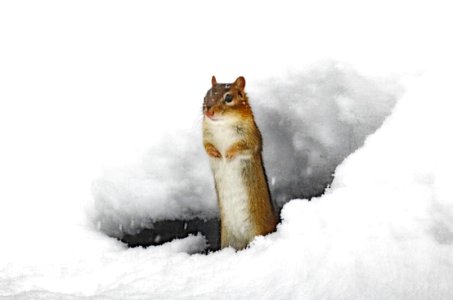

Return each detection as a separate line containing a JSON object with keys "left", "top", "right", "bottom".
{"left": 205, "top": 143, "right": 222, "bottom": 159}
{"left": 226, "top": 141, "right": 249, "bottom": 160}
{"left": 225, "top": 149, "right": 237, "bottom": 160}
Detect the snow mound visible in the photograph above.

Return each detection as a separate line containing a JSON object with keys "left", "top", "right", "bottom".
{"left": 91, "top": 62, "right": 402, "bottom": 237}
{"left": 89, "top": 68, "right": 452, "bottom": 300}
{"left": 1, "top": 68, "right": 453, "bottom": 300}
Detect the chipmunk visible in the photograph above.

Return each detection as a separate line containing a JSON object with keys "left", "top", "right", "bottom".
{"left": 202, "top": 76, "right": 277, "bottom": 250}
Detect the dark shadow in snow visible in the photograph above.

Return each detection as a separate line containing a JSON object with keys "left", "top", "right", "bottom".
{"left": 120, "top": 218, "right": 220, "bottom": 251}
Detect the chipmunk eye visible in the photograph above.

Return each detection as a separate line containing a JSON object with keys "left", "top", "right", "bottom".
{"left": 224, "top": 94, "right": 233, "bottom": 104}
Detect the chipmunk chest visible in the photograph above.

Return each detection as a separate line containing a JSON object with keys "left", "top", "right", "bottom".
{"left": 208, "top": 122, "right": 243, "bottom": 155}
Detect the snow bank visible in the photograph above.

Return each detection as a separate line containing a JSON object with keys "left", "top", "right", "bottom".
{"left": 91, "top": 62, "right": 401, "bottom": 237}
{"left": 2, "top": 70, "right": 452, "bottom": 300}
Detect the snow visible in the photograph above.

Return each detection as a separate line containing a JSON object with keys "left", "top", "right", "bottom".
{"left": 1, "top": 0, "right": 453, "bottom": 299}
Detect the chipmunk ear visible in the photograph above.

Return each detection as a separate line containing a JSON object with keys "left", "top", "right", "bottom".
{"left": 211, "top": 75, "right": 217, "bottom": 87}
{"left": 234, "top": 76, "right": 246, "bottom": 91}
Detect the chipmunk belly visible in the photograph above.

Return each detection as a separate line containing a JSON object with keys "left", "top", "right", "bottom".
{"left": 212, "top": 157, "right": 253, "bottom": 245}
{"left": 207, "top": 121, "right": 254, "bottom": 245}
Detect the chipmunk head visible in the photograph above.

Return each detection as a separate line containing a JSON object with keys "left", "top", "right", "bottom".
{"left": 203, "top": 76, "right": 251, "bottom": 122}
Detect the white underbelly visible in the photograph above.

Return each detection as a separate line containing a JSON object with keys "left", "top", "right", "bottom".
{"left": 210, "top": 157, "right": 253, "bottom": 240}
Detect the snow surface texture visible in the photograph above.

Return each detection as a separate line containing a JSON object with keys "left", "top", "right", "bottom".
{"left": 2, "top": 67, "right": 453, "bottom": 300}
{"left": 91, "top": 63, "right": 402, "bottom": 237}
{"left": 2, "top": 1, "right": 453, "bottom": 299}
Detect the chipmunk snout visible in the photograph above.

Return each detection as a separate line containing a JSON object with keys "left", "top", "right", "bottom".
{"left": 204, "top": 103, "right": 215, "bottom": 113}
{"left": 205, "top": 109, "right": 215, "bottom": 118}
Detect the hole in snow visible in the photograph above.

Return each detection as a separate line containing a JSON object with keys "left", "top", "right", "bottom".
{"left": 90, "top": 62, "right": 404, "bottom": 251}
{"left": 120, "top": 218, "right": 219, "bottom": 250}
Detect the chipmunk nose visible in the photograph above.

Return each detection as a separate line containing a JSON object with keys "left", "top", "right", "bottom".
{"left": 205, "top": 108, "right": 215, "bottom": 117}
